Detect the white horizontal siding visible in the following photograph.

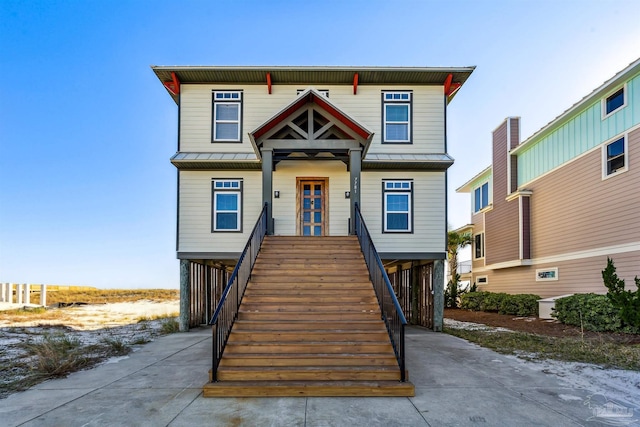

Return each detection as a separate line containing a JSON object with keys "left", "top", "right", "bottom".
{"left": 179, "top": 84, "right": 445, "bottom": 154}
{"left": 178, "top": 170, "right": 262, "bottom": 253}
{"left": 360, "top": 171, "right": 446, "bottom": 254}
{"left": 272, "top": 161, "right": 350, "bottom": 236}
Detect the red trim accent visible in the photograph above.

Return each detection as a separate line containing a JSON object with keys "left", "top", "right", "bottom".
{"left": 443, "top": 73, "right": 453, "bottom": 96}
{"left": 266, "top": 72, "right": 272, "bottom": 94}
{"left": 314, "top": 95, "right": 370, "bottom": 139}
{"left": 163, "top": 72, "right": 180, "bottom": 96}
{"left": 252, "top": 97, "right": 308, "bottom": 139}
{"left": 353, "top": 73, "right": 359, "bottom": 95}
{"left": 446, "top": 83, "right": 461, "bottom": 97}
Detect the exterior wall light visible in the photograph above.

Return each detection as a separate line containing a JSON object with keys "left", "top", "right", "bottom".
{"left": 345, "top": 191, "right": 350, "bottom": 199}
{"left": 274, "top": 191, "right": 280, "bottom": 198}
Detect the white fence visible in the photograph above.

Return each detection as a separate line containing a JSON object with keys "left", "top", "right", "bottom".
{"left": 0, "top": 283, "right": 47, "bottom": 306}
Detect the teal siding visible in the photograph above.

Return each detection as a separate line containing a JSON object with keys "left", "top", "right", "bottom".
{"left": 518, "top": 72, "right": 640, "bottom": 185}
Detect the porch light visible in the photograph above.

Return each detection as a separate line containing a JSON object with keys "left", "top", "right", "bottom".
{"left": 274, "top": 191, "right": 280, "bottom": 198}
{"left": 345, "top": 191, "right": 350, "bottom": 199}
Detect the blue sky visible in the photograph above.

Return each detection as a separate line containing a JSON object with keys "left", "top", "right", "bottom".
{"left": 1, "top": 0, "right": 639, "bottom": 289}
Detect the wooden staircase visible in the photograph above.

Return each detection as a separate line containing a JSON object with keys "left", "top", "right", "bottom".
{"left": 203, "top": 236, "right": 415, "bottom": 397}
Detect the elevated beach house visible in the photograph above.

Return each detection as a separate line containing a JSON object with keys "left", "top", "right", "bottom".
{"left": 457, "top": 58, "right": 640, "bottom": 300}
{"left": 153, "top": 65, "right": 474, "bottom": 396}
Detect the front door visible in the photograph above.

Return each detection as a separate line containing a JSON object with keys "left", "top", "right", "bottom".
{"left": 297, "top": 179, "right": 327, "bottom": 236}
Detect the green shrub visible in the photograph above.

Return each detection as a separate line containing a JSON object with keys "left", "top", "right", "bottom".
{"left": 552, "top": 293, "right": 639, "bottom": 334}
{"left": 602, "top": 257, "right": 640, "bottom": 329}
{"left": 460, "top": 291, "right": 488, "bottom": 311}
{"left": 460, "top": 292, "right": 540, "bottom": 316}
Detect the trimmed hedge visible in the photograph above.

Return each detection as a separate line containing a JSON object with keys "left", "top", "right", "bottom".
{"left": 552, "top": 293, "right": 640, "bottom": 334}
{"left": 460, "top": 292, "right": 540, "bottom": 316}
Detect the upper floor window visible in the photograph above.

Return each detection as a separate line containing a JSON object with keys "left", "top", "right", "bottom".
{"left": 212, "top": 91, "right": 242, "bottom": 142}
{"left": 603, "top": 136, "right": 627, "bottom": 178}
{"left": 474, "top": 182, "right": 489, "bottom": 213}
{"left": 602, "top": 85, "right": 626, "bottom": 118}
{"left": 383, "top": 180, "right": 413, "bottom": 233}
{"left": 212, "top": 179, "right": 242, "bottom": 232}
{"left": 382, "top": 92, "right": 412, "bottom": 143}
{"left": 474, "top": 233, "right": 485, "bottom": 259}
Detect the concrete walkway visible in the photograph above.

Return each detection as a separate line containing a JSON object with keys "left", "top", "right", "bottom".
{"left": 1, "top": 326, "right": 637, "bottom": 426}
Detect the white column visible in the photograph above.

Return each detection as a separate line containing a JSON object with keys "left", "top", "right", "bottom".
{"left": 16, "top": 284, "right": 23, "bottom": 304}
{"left": 24, "top": 284, "right": 31, "bottom": 305}
{"left": 0, "top": 283, "right": 6, "bottom": 302}
{"left": 40, "top": 284, "right": 47, "bottom": 306}
{"left": 4, "top": 284, "right": 12, "bottom": 303}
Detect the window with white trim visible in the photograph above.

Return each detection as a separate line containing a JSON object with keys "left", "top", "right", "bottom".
{"left": 476, "top": 276, "right": 488, "bottom": 285}
{"left": 212, "top": 91, "right": 242, "bottom": 142}
{"left": 603, "top": 136, "right": 627, "bottom": 177}
{"left": 536, "top": 268, "right": 558, "bottom": 281}
{"left": 474, "top": 233, "right": 484, "bottom": 259}
{"left": 212, "top": 180, "right": 242, "bottom": 232}
{"left": 602, "top": 86, "right": 626, "bottom": 118}
{"left": 383, "top": 180, "right": 413, "bottom": 232}
{"left": 382, "top": 92, "right": 412, "bottom": 143}
{"left": 474, "top": 182, "right": 489, "bottom": 212}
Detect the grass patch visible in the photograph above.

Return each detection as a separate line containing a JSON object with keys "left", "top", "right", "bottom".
{"left": 444, "top": 327, "right": 640, "bottom": 370}
{"left": 31, "top": 289, "right": 179, "bottom": 305}
{"left": 100, "top": 337, "right": 130, "bottom": 356}
{"left": 160, "top": 318, "right": 180, "bottom": 334}
{"left": 21, "top": 333, "right": 91, "bottom": 376}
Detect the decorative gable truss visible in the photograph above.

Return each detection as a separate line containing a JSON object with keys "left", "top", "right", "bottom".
{"left": 250, "top": 89, "right": 373, "bottom": 164}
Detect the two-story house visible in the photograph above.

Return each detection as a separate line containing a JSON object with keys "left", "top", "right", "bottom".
{"left": 153, "top": 66, "right": 474, "bottom": 396}
{"left": 457, "top": 58, "right": 640, "bottom": 299}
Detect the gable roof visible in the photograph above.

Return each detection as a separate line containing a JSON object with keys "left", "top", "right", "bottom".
{"left": 511, "top": 57, "right": 640, "bottom": 155}
{"left": 251, "top": 88, "right": 372, "bottom": 140}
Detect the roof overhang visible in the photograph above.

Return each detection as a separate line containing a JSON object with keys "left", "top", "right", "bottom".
{"left": 456, "top": 166, "right": 492, "bottom": 193}
{"left": 170, "top": 152, "right": 261, "bottom": 170}
{"left": 151, "top": 65, "right": 476, "bottom": 104}
{"left": 363, "top": 153, "right": 454, "bottom": 171}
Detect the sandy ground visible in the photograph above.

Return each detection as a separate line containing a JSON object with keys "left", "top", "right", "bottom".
{"left": 0, "top": 300, "right": 180, "bottom": 398}
{"left": 444, "top": 317, "right": 640, "bottom": 408}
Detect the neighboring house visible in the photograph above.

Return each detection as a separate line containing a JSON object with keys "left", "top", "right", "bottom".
{"left": 457, "top": 58, "right": 640, "bottom": 298}
{"left": 152, "top": 65, "right": 474, "bottom": 330}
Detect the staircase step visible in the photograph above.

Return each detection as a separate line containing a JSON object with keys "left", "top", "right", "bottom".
{"left": 238, "top": 311, "right": 382, "bottom": 321}
{"left": 242, "top": 295, "right": 377, "bottom": 304}
{"left": 219, "top": 353, "right": 397, "bottom": 367}
{"left": 249, "top": 275, "right": 370, "bottom": 283}
{"left": 246, "top": 282, "right": 373, "bottom": 290}
{"left": 232, "top": 320, "right": 386, "bottom": 331}
{"left": 216, "top": 366, "right": 401, "bottom": 381}
{"left": 227, "top": 330, "right": 389, "bottom": 342}
{"left": 203, "top": 380, "right": 415, "bottom": 397}
{"left": 239, "top": 303, "right": 380, "bottom": 312}
{"left": 224, "top": 342, "right": 393, "bottom": 354}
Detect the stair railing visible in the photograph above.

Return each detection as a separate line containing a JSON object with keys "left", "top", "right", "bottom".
{"left": 354, "top": 203, "right": 407, "bottom": 382}
{"left": 208, "top": 203, "right": 268, "bottom": 382}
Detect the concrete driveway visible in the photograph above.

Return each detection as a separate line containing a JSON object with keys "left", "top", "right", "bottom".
{"left": 1, "top": 326, "right": 637, "bottom": 426}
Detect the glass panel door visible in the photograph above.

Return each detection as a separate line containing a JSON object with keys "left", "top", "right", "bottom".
{"left": 300, "top": 180, "right": 325, "bottom": 236}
